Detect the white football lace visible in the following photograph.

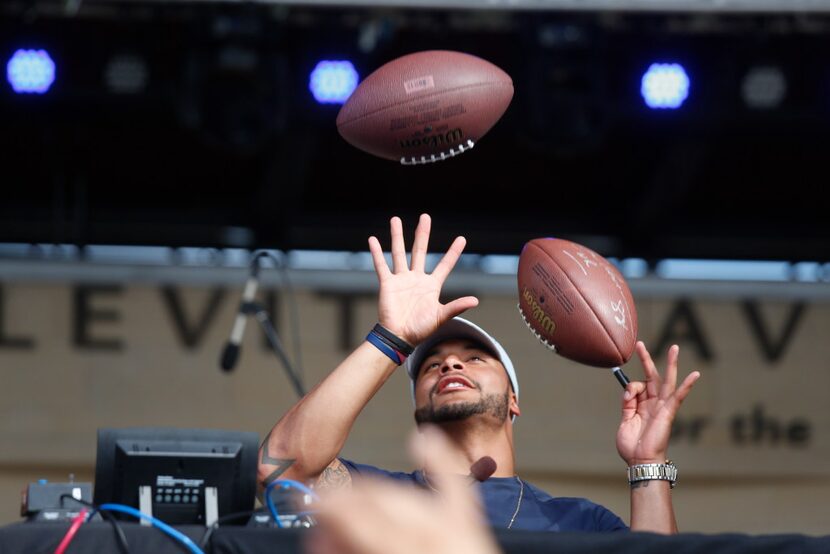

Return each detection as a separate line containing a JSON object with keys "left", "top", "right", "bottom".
{"left": 517, "top": 304, "right": 558, "bottom": 352}
{"left": 399, "top": 139, "right": 475, "bottom": 165}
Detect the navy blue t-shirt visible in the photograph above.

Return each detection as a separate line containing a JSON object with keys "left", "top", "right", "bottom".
{"left": 340, "top": 459, "right": 628, "bottom": 533}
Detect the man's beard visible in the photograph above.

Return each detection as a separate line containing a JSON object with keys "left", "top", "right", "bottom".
{"left": 414, "top": 392, "right": 509, "bottom": 425}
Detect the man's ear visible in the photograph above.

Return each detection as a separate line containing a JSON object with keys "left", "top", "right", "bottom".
{"left": 509, "top": 392, "right": 521, "bottom": 418}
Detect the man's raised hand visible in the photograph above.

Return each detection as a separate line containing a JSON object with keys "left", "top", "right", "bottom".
{"left": 368, "top": 214, "right": 479, "bottom": 346}
{"left": 616, "top": 342, "right": 701, "bottom": 466}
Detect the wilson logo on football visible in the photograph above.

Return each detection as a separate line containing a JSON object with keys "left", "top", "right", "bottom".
{"left": 399, "top": 128, "right": 463, "bottom": 149}
{"left": 522, "top": 287, "right": 556, "bottom": 336}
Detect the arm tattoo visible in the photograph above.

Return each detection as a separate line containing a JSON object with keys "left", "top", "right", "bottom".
{"left": 630, "top": 480, "right": 651, "bottom": 489}
{"left": 260, "top": 430, "right": 295, "bottom": 488}
{"left": 315, "top": 459, "right": 352, "bottom": 492}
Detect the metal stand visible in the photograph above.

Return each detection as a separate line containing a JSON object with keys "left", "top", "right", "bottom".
{"left": 243, "top": 301, "right": 305, "bottom": 398}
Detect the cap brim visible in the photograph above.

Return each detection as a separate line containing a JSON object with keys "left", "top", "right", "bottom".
{"left": 405, "top": 317, "right": 518, "bottom": 401}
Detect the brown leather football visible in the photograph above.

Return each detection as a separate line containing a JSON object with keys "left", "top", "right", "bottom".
{"left": 517, "top": 238, "right": 638, "bottom": 368}
{"left": 336, "top": 50, "right": 513, "bottom": 165}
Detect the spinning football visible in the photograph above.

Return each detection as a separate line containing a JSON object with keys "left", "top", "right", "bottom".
{"left": 336, "top": 50, "right": 513, "bottom": 165}
{"left": 517, "top": 238, "right": 638, "bottom": 368}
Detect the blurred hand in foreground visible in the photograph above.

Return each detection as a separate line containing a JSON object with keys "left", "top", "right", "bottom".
{"left": 307, "top": 425, "right": 502, "bottom": 554}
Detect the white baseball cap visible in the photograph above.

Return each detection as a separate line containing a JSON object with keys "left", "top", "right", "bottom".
{"left": 405, "top": 317, "right": 519, "bottom": 405}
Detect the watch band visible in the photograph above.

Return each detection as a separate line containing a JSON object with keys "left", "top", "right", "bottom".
{"left": 627, "top": 460, "right": 677, "bottom": 489}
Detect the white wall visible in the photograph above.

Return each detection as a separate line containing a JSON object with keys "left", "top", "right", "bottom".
{"left": 1, "top": 274, "right": 828, "bottom": 533}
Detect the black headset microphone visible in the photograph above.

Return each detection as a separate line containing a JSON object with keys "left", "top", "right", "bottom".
{"left": 470, "top": 456, "right": 497, "bottom": 482}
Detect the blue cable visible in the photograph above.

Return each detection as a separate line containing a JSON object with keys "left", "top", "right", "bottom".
{"left": 264, "top": 479, "right": 319, "bottom": 528}
{"left": 264, "top": 489, "right": 282, "bottom": 529}
{"left": 95, "top": 503, "right": 205, "bottom": 554}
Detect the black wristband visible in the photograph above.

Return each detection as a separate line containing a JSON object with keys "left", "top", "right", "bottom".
{"left": 372, "top": 323, "right": 415, "bottom": 356}
{"left": 366, "top": 331, "right": 406, "bottom": 365}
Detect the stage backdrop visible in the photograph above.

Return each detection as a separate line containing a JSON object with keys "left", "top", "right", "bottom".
{"left": 1, "top": 267, "right": 829, "bottom": 534}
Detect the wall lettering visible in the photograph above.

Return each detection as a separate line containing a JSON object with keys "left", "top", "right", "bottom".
{"left": 0, "top": 283, "right": 35, "bottom": 350}
{"left": 161, "top": 286, "right": 227, "bottom": 349}
{"left": 741, "top": 300, "right": 806, "bottom": 363}
{"left": 654, "top": 299, "right": 714, "bottom": 361}
{"left": 72, "top": 285, "right": 124, "bottom": 351}
{"left": 730, "top": 404, "right": 811, "bottom": 446}
{"left": 316, "top": 291, "right": 375, "bottom": 352}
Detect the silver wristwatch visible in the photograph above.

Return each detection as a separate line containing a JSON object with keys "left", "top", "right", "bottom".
{"left": 627, "top": 460, "right": 677, "bottom": 489}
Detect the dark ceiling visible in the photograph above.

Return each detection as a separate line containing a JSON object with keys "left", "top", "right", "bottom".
{"left": 2, "top": 3, "right": 829, "bottom": 261}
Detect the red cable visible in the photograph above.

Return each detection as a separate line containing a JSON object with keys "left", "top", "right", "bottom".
{"left": 54, "top": 508, "right": 88, "bottom": 554}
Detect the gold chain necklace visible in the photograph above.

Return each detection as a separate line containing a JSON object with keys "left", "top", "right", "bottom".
{"left": 421, "top": 472, "right": 524, "bottom": 530}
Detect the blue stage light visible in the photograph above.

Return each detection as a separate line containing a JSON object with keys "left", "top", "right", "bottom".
{"left": 640, "top": 63, "right": 689, "bottom": 109}
{"left": 6, "top": 49, "right": 56, "bottom": 94}
{"left": 309, "top": 60, "right": 358, "bottom": 104}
